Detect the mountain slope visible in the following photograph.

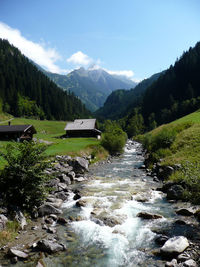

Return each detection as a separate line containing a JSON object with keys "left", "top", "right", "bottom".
{"left": 95, "top": 71, "right": 164, "bottom": 119}
{"left": 45, "top": 67, "right": 137, "bottom": 111}
{"left": 0, "top": 39, "right": 90, "bottom": 120}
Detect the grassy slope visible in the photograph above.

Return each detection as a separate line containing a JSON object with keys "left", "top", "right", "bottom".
{"left": 154, "top": 110, "right": 200, "bottom": 166}
{"left": 136, "top": 110, "right": 200, "bottom": 203}
{"left": 0, "top": 117, "right": 102, "bottom": 168}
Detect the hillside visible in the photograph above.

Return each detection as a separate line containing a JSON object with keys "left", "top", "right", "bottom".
{"left": 0, "top": 39, "right": 90, "bottom": 120}
{"left": 141, "top": 41, "right": 200, "bottom": 126}
{"left": 95, "top": 71, "right": 163, "bottom": 120}
{"left": 44, "top": 67, "right": 136, "bottom": 111}
{"left": 136, "top": 110, "right": 200, "bottom": 203}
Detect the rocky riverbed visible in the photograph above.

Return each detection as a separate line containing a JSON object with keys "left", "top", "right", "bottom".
{"left": 0, "top": 141, "right": 200, "bottom": 266}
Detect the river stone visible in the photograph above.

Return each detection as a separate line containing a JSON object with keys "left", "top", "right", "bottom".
{"left": 137, "top": 212, "right": 163, "bottom": 220}
{"left": 57, "top": 217, "right": 68, "bottom": 224}
{"left": 70, "top": 157, "right": 89, "bottom": 173}
{"left": 0, "top": 214, "right": 8, "bottom": 230}
{"left": 59, "top": 174, "right": 71, "bottom": 185}
{"left": 68, "top": 171, "right": 76, "bottom": 181}
{"left": 55, "top": 191, "right": 69, "bottom": 201}
{"left": 182, "top": 259, "right": 197, "bottom": 267}
{"left": 73, "top": 193, "right": 81, "bottom": 200}
{"left": 165, "top": 259, "right": 177, "bottom": 267}
{"left": 14, "top": 211, "right": 27, "bottom": 230}
{"left": 155, "top": 235, "right": 169, "bottom": 245}
{"left": 46, "top": 198, "right": 63, "bottom": 208}
{"left": 36, "top": 239, "right": 65, "bottom": 253}
{"left": 167, "top": 185, "right": 184, "bottom": 200}
{"left": 38, "top": 204, "right": 63, "bottom": 216}
{"left": 8, "top": 248, "right": 29, "bottom": 259}
{"left": 76, "top": 200, "right": 87, "bottom": 207}
{"left": 47, "top": 227, "right": 57, "bottom": 234}
{"left": 176, "top": 208, "right": 194, "bottom": 216}
{"left": 160, "top": 236, "right": 189, "bottom": 256}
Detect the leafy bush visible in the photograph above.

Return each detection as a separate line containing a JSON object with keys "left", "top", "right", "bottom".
{"left": 101, "top": 123, "right": 127, "bottom": 155}
{"left": 0, "top": 141, "right": 52, "bottom": 211}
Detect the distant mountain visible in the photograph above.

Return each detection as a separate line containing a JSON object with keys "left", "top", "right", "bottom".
{"left": 44, "top": 67, "right": 137, "bottom": 111}
{"left": 0, "top": 39, "right": 90, "bottom": 120}
{"left": 95, "top": 71, "right": 164, "bottom": 120}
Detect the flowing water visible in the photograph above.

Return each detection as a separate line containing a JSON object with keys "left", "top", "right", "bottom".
{"left": 43, "top": 141, "right": 178, "bottom": 267}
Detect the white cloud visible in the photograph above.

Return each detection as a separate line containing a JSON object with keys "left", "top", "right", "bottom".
{"left": 0, "top": 22, "right": 68, "bottom": 74}
{"left": 106, "top": 69, "right": 135, "bottom": 79}
{"left": 67, "top": 51, "right": 93, "bottom": 66}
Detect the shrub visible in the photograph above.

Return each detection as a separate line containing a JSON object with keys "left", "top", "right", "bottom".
{"left": 101, "top": 125, "right": 127, "bottom": 155}
{"left": 0, "top": 141, "right": 52, "bottom": 211}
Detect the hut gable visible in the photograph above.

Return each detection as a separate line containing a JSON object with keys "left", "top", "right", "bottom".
{"left": 0, "top": 125, "right": 36, "bottom": 141}
{"left": 64, "top": 119, "right": 101, "bottom": 138}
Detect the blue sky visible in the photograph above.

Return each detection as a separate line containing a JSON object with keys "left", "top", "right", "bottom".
{"left": 0, "top": 0, "right": 200, "bottom": 81}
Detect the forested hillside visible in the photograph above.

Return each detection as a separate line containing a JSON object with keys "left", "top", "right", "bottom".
{"left": 0, "top": 39, "right": 90, "bottom": 120}
{"left": 97, "top": 42, "right": 200, "bottom": 138}
{"left": 142, "top": 42, "right": 200, "bottom": 126}
{"left": 95, "top": 71, "right": 163, "bottom": 120}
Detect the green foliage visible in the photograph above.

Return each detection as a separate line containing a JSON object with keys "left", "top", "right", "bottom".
{"left": 126, "top": 112, "right": 144, "bottom": 138}
{"left": 170, "top": 162, "right": 200, "bottom": 204}
{"left": 0, "top": 141, "right": 52, "bottom": 210}
{"left": 101, "top": 122, "right": 127, "bottom": 155}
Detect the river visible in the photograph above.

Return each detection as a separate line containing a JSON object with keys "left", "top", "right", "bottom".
{"left": 42, "top": 140, "right": 179, "bottom": 267}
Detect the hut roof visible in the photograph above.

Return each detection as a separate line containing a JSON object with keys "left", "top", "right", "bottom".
{"left": 65, "top": 119, "right": 97, "bottom": 131}
{"left": 0, "top": 125, "right": 36, "bottom": 133}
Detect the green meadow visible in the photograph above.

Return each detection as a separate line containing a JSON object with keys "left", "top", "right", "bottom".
{"left": 0, "top": 117, "right": 103, "bottom": 168}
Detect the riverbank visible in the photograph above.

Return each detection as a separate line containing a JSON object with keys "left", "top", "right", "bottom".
{"left": 1, "top": 141, "right": 200, "bottom": 266}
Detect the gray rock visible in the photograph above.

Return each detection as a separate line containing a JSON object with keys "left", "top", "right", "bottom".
{"left": 36, "top": 239, "right": 65, "bottom": 253}
{"left": 46, "top": 198, "right": 63, "bottom": 208}
{"left": 57, "top": 217, "right": 68, "bottom": 224}
{"left": 76, "top": 200, "right": 87, "bottom": 207}
{"left": 10, "top": 256, "right": 18, "bottom": 264}
{"left": 155, "top": 235, "right": 169, "bottom": 245}
{"left": 74, "top": 177, "right": 86, "bottom": 182}
{"left": 57, "top": 182, "right": 68, "bottom": 191}
{"left": 160, "top": 236, "right": 189, "bottom": 256}
{"left": 70, "top": 157, "right": 89, "bottom": 173}
{"left": 48, "top": 178, "right": 60, "bottom": 187}
{"left": 137, "top": 212, "right": 163, "bottom": 220}
{"left": 177, "top": 253, "right": 191, "bottom": 262}
{"left": 59, "top": 174, "right": 71, "bottom": 185}
{"left": 165, "top": 259, "right": 177, "bottom": 267}
{"left": 0, "top": 214, "right": 8, "bottom": 230}
{"left": 14, "top": 211, "right": 27, "bottom": 230}
{"left": 68, "top": 171, "right": 76, "bottom": 181}
{"left": 8, "top": 248, "right": 28, "bottom": 259}
{"left": 38, "top": 204, "right": 63, "bottom": 216}
{"left": 73, "top": 193, "right": 81, "bottom": 200}
{"left": 55, "top": 191, "right": 69, "bottom": 201}
{"left": 167, "top": 185, "right": 184, "bottom": 200}
{"left": 59, "top": 166, "right": 73, "bottom": 174}
{"left": 47, "top": 227, "right": 56, "bottom": 234}
{"left": 182, "top": 259, "right": 197, "bottom": 267}
{"left": 176, "top": 208, "right": 194, "bottom": 216}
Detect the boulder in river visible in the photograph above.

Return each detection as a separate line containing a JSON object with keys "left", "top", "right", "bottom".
{"left": 8, "top": 248, "right": 28, "bottom": 259}
{"left": 182, "top": 259, "right": 197, "bottom": 267}
{"left": 166, "top": 185, "right": 184, "bottom": 200}
{"left": 165, "top": 259, "right": 177, "bottom": 267}
{"left": 137, "top": 212, "right": 163, "bottom": 220}
{"left": 69, "top": 157, "right": 89, "bottom": 173}
{"left": 36, "top": 239, "right": 66, "bottom": 254}
{"left": 38, "top": 204, "right": 63, "bottom": 216}
{"left": 176, "top": 208, "right": 194, "bottom": 216}
{"left": 160, "top": 236, "right": 189, "bottom": 257}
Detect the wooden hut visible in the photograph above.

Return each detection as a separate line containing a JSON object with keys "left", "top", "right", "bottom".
{"left": 65, "top": 119, "right": 101, "bottom": 138}
{"left": 0, "top": 124, "right": 37, "bottom": 141}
